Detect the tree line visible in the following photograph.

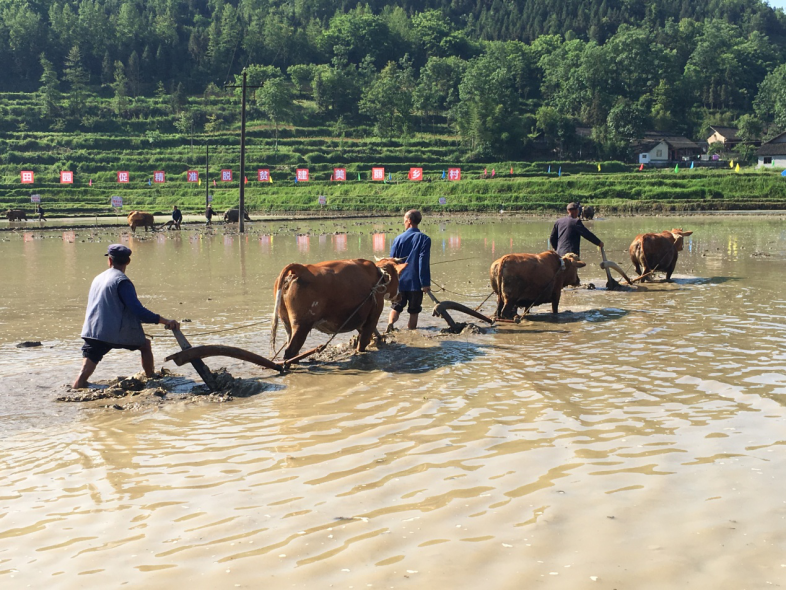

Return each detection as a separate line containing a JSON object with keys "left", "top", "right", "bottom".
{"left": 4, "top": 0, "right": 786, "bottom": 160}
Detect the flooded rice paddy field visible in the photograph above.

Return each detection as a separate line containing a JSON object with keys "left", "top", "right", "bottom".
{"left": 2, "top": 215, "right": 786, "bottom": 589}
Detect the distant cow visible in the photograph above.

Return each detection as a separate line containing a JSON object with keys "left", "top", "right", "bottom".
{"left": 224, "top": 208, "right": 251, "bottom": 223}
{"left": 581, "top": 206, "right": 595, "bottom": 220}
{"left": 629, "top": 228, "right": 693, "bottom": 281}
{"left": 272, "top": 258, "right": 407, "bottom": 360}
{"left": 127, "top": 211, "right": 155, "bottom": 233}
{"left": 5, "top": 209, "right": 27, "bottom": 221}
{"left": 490, "top": 251, "right": 586, "bottom": 319}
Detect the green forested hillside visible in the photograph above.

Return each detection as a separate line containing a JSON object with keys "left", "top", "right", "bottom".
{"left": 2, "top": 0, "right": 786, "bottom": 174}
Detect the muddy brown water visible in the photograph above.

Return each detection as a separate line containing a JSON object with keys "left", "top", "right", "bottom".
{"left": 2, "top": 215, "right": 786, "bottom": 588}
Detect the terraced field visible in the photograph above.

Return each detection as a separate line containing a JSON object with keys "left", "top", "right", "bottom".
{"left": 2, "top": 93, "right": 785, "bottom": 216}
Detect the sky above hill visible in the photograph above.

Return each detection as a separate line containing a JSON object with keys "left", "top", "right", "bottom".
{"left": 768, "top": 0, "right": 786, "bottom": 9}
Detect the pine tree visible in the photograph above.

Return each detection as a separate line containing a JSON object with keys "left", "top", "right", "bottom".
{"left": 63, "top": 46, "right": 89, "bottom": 119}
{"left": 128, "top": 51, "right": 141, "bottom": 97}
{"left": 39, "top": 54, "right": 60, "bottom": 118}
{"left": 111, "top": 60, "right": 129, "bottom": 115}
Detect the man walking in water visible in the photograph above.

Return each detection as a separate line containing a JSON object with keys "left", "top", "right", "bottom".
{"left": 205, "top": 204, "right": 216, "bottom": 226}
{"left": 549, "top": 202, "right": 603, "bottom": 257}
{"left": 72, "top": 244, "right": 180, "bottom": 389}
{"left": 387, "top": 209, "right": 432, "bottom": 331}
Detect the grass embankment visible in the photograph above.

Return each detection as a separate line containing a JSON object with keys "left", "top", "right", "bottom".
{"left": 1, "top": 103, "right": 784, "bottom": 215}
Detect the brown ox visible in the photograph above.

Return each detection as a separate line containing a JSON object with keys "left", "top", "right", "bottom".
{"left": 272, "top": 258, "right": 407, "bottom": 360}
{"left": 629, "top": 228, "right": 693, "bottom": 281}
{"left": 490, "top": 251, "right": 586, "bottom": 319}
{"left": 224, "top": 208, "right": 251, "bottom": 223}
{"left": 127, "top": 211, "right": 155, "bottom": 233}
{"left": 5, "top": 209, "right": 27, "bottom": 221}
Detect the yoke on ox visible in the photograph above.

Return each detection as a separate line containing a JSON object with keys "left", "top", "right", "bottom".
{"left": 272, "top": 258, "right": 407, "bottom": 363}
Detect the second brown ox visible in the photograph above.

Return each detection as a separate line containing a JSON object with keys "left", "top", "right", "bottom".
{"left": 490, "top": 251, "right": 586, "bottom": 319}
{"left": 629, "top": 228, "right": 693, "bottom": 281}
{"left": 272, "top": 258, "right": 407, "bottom": 360}
{"left": 127, "top": 211, "right": 155, "bottom": 233}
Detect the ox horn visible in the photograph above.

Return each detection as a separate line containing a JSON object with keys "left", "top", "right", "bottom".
{"left": 374, "top": 256, "right": 383, "bottom": 261}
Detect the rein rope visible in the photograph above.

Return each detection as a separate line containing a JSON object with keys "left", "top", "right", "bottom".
{"left": 273, "top": 269, "right": 392, "bottom": 361}
{"left": 522, "top": 257, "right": 565, "bottom": 316}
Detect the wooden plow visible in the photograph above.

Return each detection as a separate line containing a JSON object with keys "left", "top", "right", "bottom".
{"left": 165, "top": 328, "right": 284, "bottom": 391}
{"left": 426, "top": 291, "right": 494, "bottom": 333}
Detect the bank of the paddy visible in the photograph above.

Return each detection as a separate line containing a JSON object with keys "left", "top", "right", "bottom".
{"left": 4, "top": 169, "right": 786, "bottom": 218}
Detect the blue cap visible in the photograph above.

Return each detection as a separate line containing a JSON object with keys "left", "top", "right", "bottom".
{"left": 105, "top": 244, "right": 132, "bottom": 260}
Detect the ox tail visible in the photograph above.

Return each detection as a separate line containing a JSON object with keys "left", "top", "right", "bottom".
{"left": 271, "top": 263, "right": 301, "bottom": 353}
{"left": 631, "top": 239, "right": 647, "bottom": 270}
{"left": 493, "top": 255, "right": 511, "bottom": 318}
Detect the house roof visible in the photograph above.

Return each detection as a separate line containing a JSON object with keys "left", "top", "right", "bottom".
{"left": 630, "top": 140, "right": 663, "bottom": 153}
{"left": 708, "top": 126, "right": 740, "bottom": 141}
{"left": 638, "top": 132, "right": 700, "bottom": 150}
{"left": 575, "top": 126, "right": 593, "bottom": 137}
{"left": 757, "top": 131, "right": 786, "bottom": 156}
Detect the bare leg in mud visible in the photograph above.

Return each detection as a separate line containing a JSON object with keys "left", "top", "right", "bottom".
{"left": 387, "top": 310, "right": 419, "bottom": 331}
{"left": 72, "top": 358, "right": 98, "bottom": 389}
{"left": 72, "top": 339, "right": 155, "bottom": 388}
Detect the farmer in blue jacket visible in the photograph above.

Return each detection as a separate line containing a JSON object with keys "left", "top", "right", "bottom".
{"left": 386, "top": 209, "right": 432, "bottom": 332}
{"left": 72, "top": 244, "right": 179, "bottom": 388}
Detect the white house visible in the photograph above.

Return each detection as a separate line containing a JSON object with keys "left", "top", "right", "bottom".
{"left": 757, "top": 131, "right": 786, "bottom": 167}
{"left": 635, "top": 140, "right": 669, "bottom": 164}
{"left": 632, "top": 133, "right": 702, "bottom": 163}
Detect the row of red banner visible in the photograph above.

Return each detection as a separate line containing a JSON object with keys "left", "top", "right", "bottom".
{"left": 16, "top": 167, "right": 464, "bottom": 185}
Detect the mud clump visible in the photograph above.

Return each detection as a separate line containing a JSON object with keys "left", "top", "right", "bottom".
{"left": 190, "top": 368, "right": 265, "bottom": 400}
{"left": 58, "top": 369, "right": 173, "bottom": 404}
{"left": 58, "top": 367, "right": 267, "bottom": 411}
{"left": 16, "top": 341, "right": 42, "bottom": 348}
{"left": 438, "top": 322, "right": 486, "bottom": 336}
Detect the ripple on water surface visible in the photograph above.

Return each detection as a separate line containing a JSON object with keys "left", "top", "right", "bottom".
{"left": 2, "top": 216, "right": 786, "bottom": 588}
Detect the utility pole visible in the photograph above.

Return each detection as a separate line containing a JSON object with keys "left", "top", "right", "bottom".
{"left": 205, "top": 143, "right": 209, "bottom": 212}
{"left": 226, "top": 69, "right": 262, "bottom": 234}
{"left": 239, "top": 70, "right": 247, "bottom": 233}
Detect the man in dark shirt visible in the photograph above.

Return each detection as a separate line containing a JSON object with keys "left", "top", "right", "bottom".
{"left": 72, "top": 244, "right": 179, "bottom": 389}
{"left": 549, "top": 202, "right": 603, "bottom": 257}
{"left": 37, "top": 204, "right": 46, "bottom": 221}
{"left": 171, "top": 205, "right": 183, "bottom": 229}
{"left": 387, "top": 209, "right": 431, "bottom": 331}
{"left": 205, "top": 204, "right": 216, "bottom": 226}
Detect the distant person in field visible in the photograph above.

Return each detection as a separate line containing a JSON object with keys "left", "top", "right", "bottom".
{"left": 549, "top": 202, "right": 603, "bottom": 258}
{"left": 386, "top": 209, "right": 432, "bottom": 332}
{"left": 205, "top": 204, "right": 216, "bottom": 226}
{"left": 171, "top": 205, "right": 182, "bottom": 229}
{"left": 36, "top": 204, "right": 46, "bottom": 221}
{"left": 72, "top": 244, "right": 180, "bottom": 389}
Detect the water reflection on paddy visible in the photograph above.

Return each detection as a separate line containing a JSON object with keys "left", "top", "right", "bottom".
{"left": 1, "top": 215, "right": 786, "bottom": 588}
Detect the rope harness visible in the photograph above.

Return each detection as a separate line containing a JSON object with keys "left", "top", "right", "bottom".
{"left": 273, "top": 268, "right": 392, "bottom": 362}
{"left": 521, "top": 257, "right": 565, "bottom": 315}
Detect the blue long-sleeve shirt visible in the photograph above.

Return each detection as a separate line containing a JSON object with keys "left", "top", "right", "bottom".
{"left": 390, "top": 227, "right": 431, "bottom": 291}
{"left": 118, "top": 279, "right": 160, "bottom": 324}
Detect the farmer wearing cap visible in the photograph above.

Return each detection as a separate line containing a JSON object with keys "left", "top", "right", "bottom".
{"left": 72, "top": 244, "right": 180, "bottom": 389}
{"left": 386, "top": 209, "right": 431, "bottom": 332}
{"left": 549, "top": 202, "right": 603, "bottom": 257}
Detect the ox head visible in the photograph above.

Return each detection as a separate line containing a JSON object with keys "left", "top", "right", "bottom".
{"left": 374, "top": 257, "right": 408, "bottom": 301}
{"left": 561, "top": 253, "right": 586, "bottom": 287}
{"left": 667, "top": 228, "right": 693, "bottom": 251}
